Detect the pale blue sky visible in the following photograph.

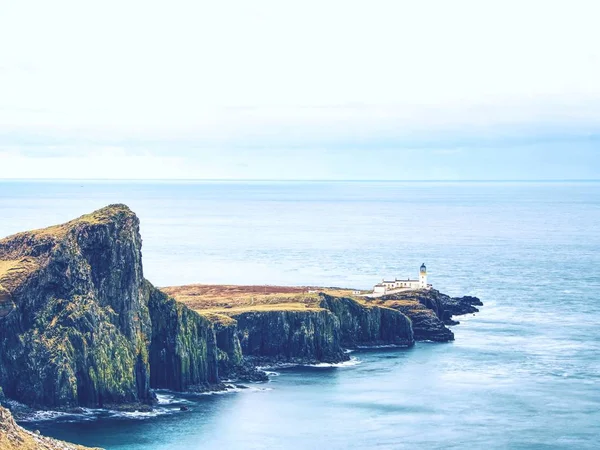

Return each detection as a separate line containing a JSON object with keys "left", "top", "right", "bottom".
{"left": 1, "top": 0, "right": 599, "bottom": 180}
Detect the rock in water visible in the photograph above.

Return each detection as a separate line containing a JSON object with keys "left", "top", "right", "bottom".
{"left": 440, "top": 295, "right": 484, "bottom": 317}
{"left": 375, "top": 289, "right": 483, "bottom": 341}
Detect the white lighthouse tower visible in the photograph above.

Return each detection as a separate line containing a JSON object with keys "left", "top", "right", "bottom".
{"left": 419, "top": 263, "right": 428, "bottom": 289}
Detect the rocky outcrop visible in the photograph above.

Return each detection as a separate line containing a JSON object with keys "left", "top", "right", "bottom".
{"left": 147, "top": 284, "right": 220, "bottom": 392}
{"left": 219, "top": 295, "right": 414, "bottom": 366}
{"left": 0, "top": 205, "right": 229, "bottom": 408}
{"left": 378, "top": 290, "right": 454, "bottom": 341}
{"left": 0, "top": 205, "right": 153, "bottom": 408}
{"left": 318, "top": 294, "right": 414, "bottom": 348}
{"left": 231, "top": 308, "right": 348, "bottom": 365}
{"left": 376, "top": 288, "right": 483, "bottom": 341}
{"left": 0, "top": 204, "right": 479, "bottom": 413}
{"left": 379, "top": 300, "right": 455, "bottom": 342}
{"left": 439, "top": 294, "right": 483, "bottom": 318}
{"left": 0, "top": 405, "right": 101, "bottom": 449}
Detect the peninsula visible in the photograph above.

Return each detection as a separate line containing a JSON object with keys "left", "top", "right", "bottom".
{"left": 0, "top": 205, "right": 482, "bottom": 418}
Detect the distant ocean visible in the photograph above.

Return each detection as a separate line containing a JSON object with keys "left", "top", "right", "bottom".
{"left": 1, "top": 180, "right": 599, "bottom": 449}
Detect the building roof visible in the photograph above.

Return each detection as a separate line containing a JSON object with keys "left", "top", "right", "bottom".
{"left": 382, "top": 279, "right": 419, "bottom": 284}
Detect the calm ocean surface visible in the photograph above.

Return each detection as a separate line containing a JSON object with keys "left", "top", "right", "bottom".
{"left": 1, "top": 180, "right": 599, "bottom": 449}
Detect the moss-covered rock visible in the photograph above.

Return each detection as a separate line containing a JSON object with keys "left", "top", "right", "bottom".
{"left": 16, "top": 295, "right": 144, "bottom": 407}
{"left": 0, "top": 205, "right": 153, "bottom": 408}
{"left": 147, "top": 284, "right": 220, "bottom": 392}
{"left": 231, "top": 308, "right": 348, "bottom": 365}
{"left": 318, "top": 294, "right": 414, "bottom": 348}
{"left": 0, "top": 205, "right": 254, "bottom": 406}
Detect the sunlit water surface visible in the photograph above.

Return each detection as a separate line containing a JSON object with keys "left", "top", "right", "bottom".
{"left": 1, "top": 181, "right": 599, "bottom": 449}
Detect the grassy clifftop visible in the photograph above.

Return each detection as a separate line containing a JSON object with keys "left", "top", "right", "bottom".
{"left": 0, "top": 204, "right": 135, "bottom": 245}
{"left": 161, "top": 284, "right": 368, "bottom": 314}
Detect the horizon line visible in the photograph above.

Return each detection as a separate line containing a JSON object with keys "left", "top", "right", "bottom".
{"left": 0, "top": 178, "right": 599, "bottom": 183}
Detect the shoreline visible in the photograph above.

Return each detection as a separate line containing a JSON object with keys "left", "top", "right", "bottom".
{"left": 0, "top": 205, "right": 482, "bottom": 418}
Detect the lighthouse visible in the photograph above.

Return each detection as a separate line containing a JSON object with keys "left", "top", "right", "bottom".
{"left": 419, "top": 263, "right": 428, "bottom": 289}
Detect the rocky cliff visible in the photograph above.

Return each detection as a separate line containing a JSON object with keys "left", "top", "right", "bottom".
{"left": 375, "top": 289, "right": 483, "bottom": 341}
{"left": 147, "top": 284, "right": 220, "bottom": 392}
{"left": 0, "top": 205, "right": 227, "bottom": 408}
{"left": 318, "top": 294, "right": 414, "bottom": 348}
{"left": 0, "top": 205, "right": 479, "bottom": 412}
{"left": 186, "top": 294, "right": 416, "bottom": 368}
{"left": 0, "top": 205, "right": 153, "bottom": 408}
{"left": 230, "top": 308, "right": 348, "bottom": 365}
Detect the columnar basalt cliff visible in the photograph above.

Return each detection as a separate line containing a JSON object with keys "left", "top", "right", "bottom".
{"left": 161, "top": 293, "right": 416, "bottom": 368}
{"left": 146, "top": 284, "right": 220, "bottom": 392}
{"left": 318, "top": 294, "right": 414, "bottom": 348}
{"left": 231, "top": 308, "right": 348, "bottom": 365}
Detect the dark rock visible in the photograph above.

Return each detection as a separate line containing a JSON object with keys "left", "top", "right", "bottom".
{"left": 180, "top": 406, "right": 189, "bottom": 411}
{"left": 376, "top": 289, "right": 483, "bottom": 341}
{"left": 147, "top": 284, "right": 220, "bottom": 392}
{"left": 318, "top": 294, "right": 414, "bottom": 348}
{"left": 375, "top": 292, "right": 454, "bottom": 342}
{"left": 232, "top": 309, "right": 348, "bottom": 365}
{"left": 0, "top": 205, "right": 227, "bottom": 408}
{"left": 0, "top": 205, "right": 152, "bottom": 408}
{"left": 440, "top": 295, "right": 483, "bottom": 317}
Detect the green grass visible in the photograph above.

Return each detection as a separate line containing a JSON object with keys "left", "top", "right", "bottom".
{"left": 0, "top": 204, "right": 135, "bottom": 242}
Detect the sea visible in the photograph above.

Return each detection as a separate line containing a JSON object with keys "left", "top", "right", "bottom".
{"left": 0, "top": 180, "right": 599, "bottom": 449}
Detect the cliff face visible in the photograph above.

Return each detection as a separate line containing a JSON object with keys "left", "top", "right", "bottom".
{"left": 199, "top": 313, "right": 245, "bottom": 379}
{"left": 318, "top": 294, "right": 414, "bottom": 348}
{"left": 0, "top": 406, "right": 101, "bottom": 450}
{"left": 376, "top": 289, "right": 483, "bottom": 341}
{"left": 379, "top": 300, "right": 455, "bottom": 342}
{"left": 0, "top": 205, "right": 478, "bottom": 410}
{"left": 0, "top": 206, "right": 152, "bottom": 408}
{"left": 147, "top": 284, "right": 220, "bottom": 392}
{"left": 220, "top": 295, "right": 414, "bottom": 366}
{"left": 378, "top": 290, "right": 455, "bottom": 341}
{"left": 0, "top": 205, "right": 228, "bottom": 408}
{"left": 231, "top": 309, "right": 348, "bottom": 364}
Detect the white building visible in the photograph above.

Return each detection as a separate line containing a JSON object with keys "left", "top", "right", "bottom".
{"left": 373, "top": 263, "right": 430, "bottom": 295}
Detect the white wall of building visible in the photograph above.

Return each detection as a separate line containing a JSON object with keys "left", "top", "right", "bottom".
{"left": 374, "top": 265, "right": 430, "bottom": 294}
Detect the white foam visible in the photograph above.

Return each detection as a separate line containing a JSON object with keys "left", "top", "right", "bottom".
{"left": 18, "top": 410, "right": 73, "bottom": 422}
{"left": 355, "top": 344, "right": 411, "bottom": 349}
{"left": 108, "top": 408, "right": 173, "bottom": 420}
{"left": 309, "top": 357, "right": 362, "bottom": 368}
{"left": 17, "top": 407, "right": 100, "bottom": 423}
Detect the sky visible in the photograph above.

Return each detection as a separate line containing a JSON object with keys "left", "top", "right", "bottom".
{"left": 0, "top": 0, "right": 599, "bottom": 180}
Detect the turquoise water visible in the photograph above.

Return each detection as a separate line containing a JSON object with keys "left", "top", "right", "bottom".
{"left": 1, "top": 181, "right": 599, "bottom": 449}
